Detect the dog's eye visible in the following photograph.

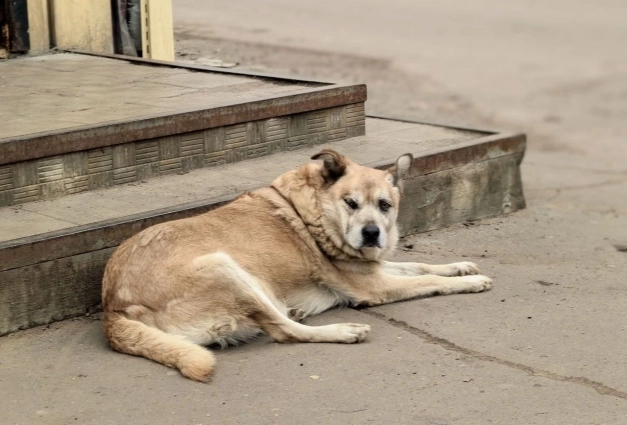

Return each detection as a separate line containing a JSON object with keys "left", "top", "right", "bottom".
{"left": 344, "top": 198, "right": 359, "bottom": 210}
{"left": 379, "top": 200, "right": 391, "bottom": 212}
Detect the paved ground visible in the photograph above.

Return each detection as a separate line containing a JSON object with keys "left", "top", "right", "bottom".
{"left": 2, "top": 1, "right": 627, "bottom": 424}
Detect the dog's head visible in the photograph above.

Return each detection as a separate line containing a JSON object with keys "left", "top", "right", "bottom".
{"left": 273, "top": 149, "right": 413, "bottom": 261}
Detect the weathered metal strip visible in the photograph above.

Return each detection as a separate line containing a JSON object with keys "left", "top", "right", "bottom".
{"left": 69, "top": 50, "right": 333, "bottom": 85}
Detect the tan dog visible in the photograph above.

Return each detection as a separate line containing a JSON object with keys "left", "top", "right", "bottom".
{"left": 102, "top": 149, "right": 492, "bottom": 381}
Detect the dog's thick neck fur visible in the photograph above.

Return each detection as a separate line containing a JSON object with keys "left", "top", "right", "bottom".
{"left": 270, "top": 163, "right": 375, "bottom": 263}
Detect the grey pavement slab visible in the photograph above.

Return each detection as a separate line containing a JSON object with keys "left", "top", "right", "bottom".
{"left": 1, "top": 292, "right": 626, "bottom": 425}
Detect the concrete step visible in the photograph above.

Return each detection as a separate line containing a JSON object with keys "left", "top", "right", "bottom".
{"left": 0, "top": 52, "right": 365, "bottom": 207}
{"left": 0, "top": 116, "right": 526, "bottom": 335}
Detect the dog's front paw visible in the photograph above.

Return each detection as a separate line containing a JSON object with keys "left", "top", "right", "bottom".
{"left": 464, "top": 274, "right": 493, "bottom": 292}
{"left": 333, "top": 323, "right": 371, "bottom": 343}
{"left": 447, "top": 261, "right": 481, "bottom": 276}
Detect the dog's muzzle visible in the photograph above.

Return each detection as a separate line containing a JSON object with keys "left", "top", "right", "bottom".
{"left": 361, "top": 225, "right": 381, "bottom": 248}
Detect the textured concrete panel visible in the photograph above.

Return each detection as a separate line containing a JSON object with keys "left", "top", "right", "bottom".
{"left": 0, "top": 248, "right": 115, "bottom": 334}
{"left": 398, "top": 152, "right": 525, "bottom": 235}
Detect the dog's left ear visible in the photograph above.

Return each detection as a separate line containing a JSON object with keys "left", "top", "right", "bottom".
{"left": 387, "top": 153, "right": 413, "bottom": 188}
{"left": 311, "top": 149, "right": 347, "bottom": 183}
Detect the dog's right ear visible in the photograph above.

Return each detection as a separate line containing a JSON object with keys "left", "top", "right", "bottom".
{"left": 311, "top": 149, "right": 347, "bottom": 183}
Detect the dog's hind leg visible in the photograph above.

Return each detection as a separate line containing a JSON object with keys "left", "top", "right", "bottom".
{"left": 104, "top": 311, "right": 216, "bottom": 382}
{"left": 192, "top": 253, "right": 370, "bottom": 344}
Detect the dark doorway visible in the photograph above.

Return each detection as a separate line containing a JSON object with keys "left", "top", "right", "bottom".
{"left": 1, "top": 0, "right": 30, "bottom": 57}
{"left": 0, "top": 0, "right": 8, "bottom": 58}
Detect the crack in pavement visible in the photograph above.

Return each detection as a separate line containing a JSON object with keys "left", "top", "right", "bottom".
{"left": 362, "top": 309, "right": 627, "bottom": 401}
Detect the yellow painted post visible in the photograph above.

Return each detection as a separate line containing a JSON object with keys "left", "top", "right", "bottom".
{"left": 49, "top": 0, "right": 114, "bottom": 53}
{"left": 26, "top": 0, "right": 51, "bottom": 53}
{"left": 140, "top": 0, "right": 175, "bottom": 61}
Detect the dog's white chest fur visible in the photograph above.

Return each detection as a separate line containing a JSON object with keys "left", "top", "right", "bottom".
{"left": 286, "top": 285, "right": 350, "bottom": 317}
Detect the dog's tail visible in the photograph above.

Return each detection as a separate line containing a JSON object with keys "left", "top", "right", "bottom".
{"left": 104, "top": 311, "right": 216, "bottom": 382}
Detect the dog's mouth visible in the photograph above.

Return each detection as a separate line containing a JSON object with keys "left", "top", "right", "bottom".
{"left": 359, "top": 243, "right": 382, "bottom": 260}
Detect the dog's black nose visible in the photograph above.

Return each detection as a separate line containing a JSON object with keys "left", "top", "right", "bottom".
{"left": 362, "top": 225, "right": 380, "bottom": 245}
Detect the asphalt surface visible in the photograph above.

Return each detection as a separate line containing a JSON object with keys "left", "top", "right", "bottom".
{"left": 2, "top": 1, "right": 627, "bottom": 424}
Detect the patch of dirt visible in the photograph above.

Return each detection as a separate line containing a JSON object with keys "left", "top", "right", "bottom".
{"left": 174, "top": 30, "right": 486, "bottom": 126}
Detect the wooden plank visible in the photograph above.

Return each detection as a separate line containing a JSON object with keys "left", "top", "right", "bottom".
{"left": 49, "top": 0, "right": 113, "bottom": 53}
{"left": 26, "top": 0, "right": 50, "bottom": 53}
{"left": 140, "top": 0, "right": 174, "bottom": 61}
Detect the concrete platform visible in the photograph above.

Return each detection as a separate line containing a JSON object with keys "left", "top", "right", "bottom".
{"left": 0, "top": 53, "right": 366, "bottom": 207}
{"left": 0, "top": 53, "right": 322, "bottom": 141}
{"left": 0, "top": 116, "right": 525, "bottom": 335}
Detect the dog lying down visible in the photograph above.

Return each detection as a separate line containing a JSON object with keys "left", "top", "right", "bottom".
{"left": 102, "top": 149, "right": 492, "bottom": 381}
